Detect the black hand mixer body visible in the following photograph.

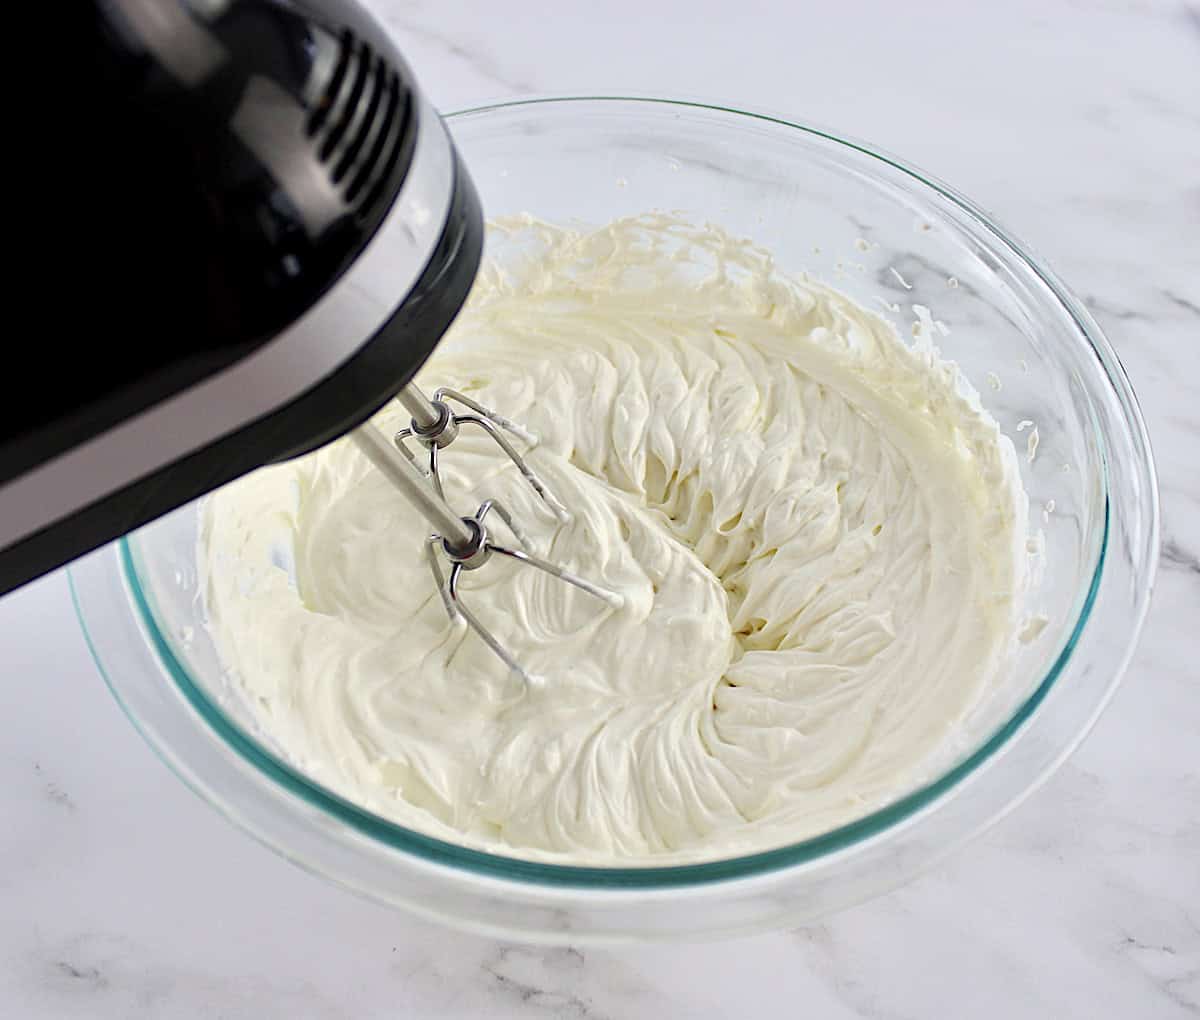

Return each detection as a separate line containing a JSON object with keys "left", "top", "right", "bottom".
{"left": 0, "top": 0, "right": 482, "bottom": 596}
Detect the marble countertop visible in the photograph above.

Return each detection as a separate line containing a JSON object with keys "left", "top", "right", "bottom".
{"left": 3, "top": 1, "right": 1197, "bottom": 1016}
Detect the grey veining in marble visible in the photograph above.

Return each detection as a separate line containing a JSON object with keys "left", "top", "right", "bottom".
{"left": 2, "top": 1, "right": 1197, "bottom": 1017}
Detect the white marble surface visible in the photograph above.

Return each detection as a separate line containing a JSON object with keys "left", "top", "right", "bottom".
{"left": 3, "top": 0, "right": 1198, "bottom": 1016}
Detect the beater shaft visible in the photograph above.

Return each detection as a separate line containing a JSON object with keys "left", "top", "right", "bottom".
{"left": 350, "top": 424, "right": 474, "bottom": 551}
{"left": 396, "top": 384, "right": 442, "bottom": 432}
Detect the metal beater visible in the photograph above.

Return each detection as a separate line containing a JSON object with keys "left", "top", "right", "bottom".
{"left": 394, "top": 385, "right": 571, "bottom": 523}
{"left": 351, "top": 383, "right": 623, "bottom": 683}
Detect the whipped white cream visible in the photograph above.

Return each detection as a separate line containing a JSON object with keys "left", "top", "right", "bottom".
{"left": 201, "top": 215, "right": 1030, "bottom": 864}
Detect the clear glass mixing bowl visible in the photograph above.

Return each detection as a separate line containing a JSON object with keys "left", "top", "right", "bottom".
{"left": 69, "top": 98, "right": 1158, "bottom": 943}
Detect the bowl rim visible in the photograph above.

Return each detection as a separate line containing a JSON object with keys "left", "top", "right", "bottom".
{"left": 81, "top": 94, "right": 1158, "bottom": 890}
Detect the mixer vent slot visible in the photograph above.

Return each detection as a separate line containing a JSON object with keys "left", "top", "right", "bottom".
{"left": 306, "top": 29, "right": 413, "bottom": 219}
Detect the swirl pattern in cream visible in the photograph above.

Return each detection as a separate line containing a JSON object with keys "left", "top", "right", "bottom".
{"left": 201, "top": 215, "right": 1030, "bottom": 863}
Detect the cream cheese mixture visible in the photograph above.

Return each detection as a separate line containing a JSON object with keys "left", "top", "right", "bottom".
{"left": 201, "top": 215, "right": 1031, "bottom": 864}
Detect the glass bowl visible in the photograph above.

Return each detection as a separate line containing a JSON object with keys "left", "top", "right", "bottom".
{"left": 69, "top": 97, "right": 1158, "bottom": 943}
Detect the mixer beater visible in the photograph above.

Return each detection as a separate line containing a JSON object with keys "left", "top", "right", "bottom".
{"left": 351, "top": 386, "right": 623, "bottom": 683}
{"left": 395, "top": 384, "right": 571, "bottom": 522}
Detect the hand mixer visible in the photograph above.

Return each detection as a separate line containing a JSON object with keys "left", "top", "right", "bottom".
{"left": 2, "top": 0, "right": 619, "bottom": 677}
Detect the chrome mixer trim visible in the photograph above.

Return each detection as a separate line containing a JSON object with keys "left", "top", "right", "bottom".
{"left": 0, "top": 97, "right": 454, "bottom": 551}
